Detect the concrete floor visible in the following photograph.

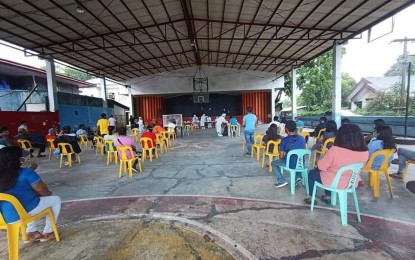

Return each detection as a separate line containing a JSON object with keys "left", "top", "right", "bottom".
{"left": 1, "top": 125, "right": 415, "bottom": 259}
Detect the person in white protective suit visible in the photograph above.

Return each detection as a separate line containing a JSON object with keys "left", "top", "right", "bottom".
{"left": 215, "top": 113, "right": 228, "bottom": 137}
{"left": 192, "top": 114, "right": 199, "bottom": 128}
{"left": 200, "top": 114, "right": 206, "bottom": 129}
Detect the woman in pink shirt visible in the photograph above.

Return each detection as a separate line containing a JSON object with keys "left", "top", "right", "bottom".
{"left": 304, "top": 124, "right": 369, "bottom": 205}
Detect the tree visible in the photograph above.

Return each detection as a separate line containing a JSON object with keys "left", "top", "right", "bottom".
{"left": 384, "top": 55, "right": 415, "bottom": 76}
{"left": 283, "top": 48, "right": 357, "bottom": 113}
{"left": 341, "top": 72, "right": 356, "bottom": 98}
{"left": 61, "top": 67, "right": 94, "bottom": 81}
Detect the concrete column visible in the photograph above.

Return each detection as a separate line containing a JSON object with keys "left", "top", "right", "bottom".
{"left": 291, "top": 68, "right": 298, "bottom": 120}
{"left": 271, "top": 88, "right": 276, "bottom": 122}
{"left": 332, "top": 42, "right": 342, "bottom": 127}
{"left": 45, "top": 58, "right": 58, "bottom": 111}
{"left": 101, "top": 76, "right": 108, "bottom": 108}
{"left": 127, "top": 85, "right": 133, "bottom": 116}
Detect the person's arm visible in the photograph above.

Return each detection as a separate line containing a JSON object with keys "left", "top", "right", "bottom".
{"left": 317, "top": 147, "right": 335, "bottom": 171}
{"left": 31, "top": 180, "right": 52, "bottom": 197}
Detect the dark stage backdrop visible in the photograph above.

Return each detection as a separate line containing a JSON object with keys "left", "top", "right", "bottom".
{"left": 165, "top": 93, "right": 241, "bottom": 117}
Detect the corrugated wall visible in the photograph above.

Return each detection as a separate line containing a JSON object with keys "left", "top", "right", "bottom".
{"left": 241, "top": 91, "right": 271, "bottom": 123}
{"left": 135, "top": 96, "right": 165, "bottom": 122}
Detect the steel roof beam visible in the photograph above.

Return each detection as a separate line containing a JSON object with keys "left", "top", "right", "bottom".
{"left": 180, "top": 0, "right": 201, "bottom": 65}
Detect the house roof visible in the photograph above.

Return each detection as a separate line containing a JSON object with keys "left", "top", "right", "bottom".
{"left": 343, "top": 75, "right": 415, "bottom": 102}
{"left": 0, "top": 1, "right": 413, "bottom": 82}
{"left": 0, "top": 58, "right": 96, "bottom": 87}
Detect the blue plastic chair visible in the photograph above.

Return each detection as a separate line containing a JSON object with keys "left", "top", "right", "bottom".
{"left": 280, "top": 149, "right": 311, "bottom": 195}
{"left": 310, "top": 162, "right": 365, "bottom": 226}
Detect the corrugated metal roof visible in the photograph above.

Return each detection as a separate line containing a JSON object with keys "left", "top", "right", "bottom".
{"left": 0, "top": 0, "right": 413, "bottom": 82}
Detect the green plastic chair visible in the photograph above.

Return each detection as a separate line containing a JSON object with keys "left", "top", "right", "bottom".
{"left": 280, "top": 149, "right": 311, "bottom": 195}
{"left": 310, "top": 162, "right": 365, "bottom": 226}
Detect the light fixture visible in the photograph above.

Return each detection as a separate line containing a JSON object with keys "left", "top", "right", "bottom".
{"left": 76, "top": 5, "right": 85, "bottom": 14}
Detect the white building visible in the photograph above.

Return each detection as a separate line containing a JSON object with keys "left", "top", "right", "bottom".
{"left": 81, "top": 78, "right": 132, "bottom": 113}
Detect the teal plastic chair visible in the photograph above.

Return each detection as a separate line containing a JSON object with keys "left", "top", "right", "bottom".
{"left": 280, "top": 149, "right": 311, "bottom": 195}
{"left": 310, "top": 162, "right": 365, "bottom": 226}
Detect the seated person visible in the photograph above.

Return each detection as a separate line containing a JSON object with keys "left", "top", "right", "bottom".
{"left": 15, "top": 128, "right": 46, "bottom": 158}
{"left": 271, "top": 120, "right": 306, "bottom": 188}
{"left": 269, "top": 116, "right": 281, "bottom": 128}
{"left": 141, "top": 125, "right": 157, "bottom": 148}
{"left": 76, "top": 124, "right": 87, "bottom": 137}
{"left": 365, "top": 119, "right": 385, "bottom": 144}
{"left": 262, "top": 123, "right": 282, "bottom": 165}
{"left": 341, "top": 118, "right": 350, "bottom": 125}
{"left": 46, "top": 128, "right": 57, "bottom": 141}
{"left": 310, "top": 116, "right": 327, "bottom": 137}
{"left": 0, "top": 146, "right": 61, "bottom": 242}
{"left": 311, "top": 120, "right": 337, "bottom": 151}
{"left": 54, "top": 126, "right": 82, "bottom": 161}
{"left": 18, "top": 121, "right": 28, "bottom": 132}
{"left": 390, "top": 147, "right": 415, "bottom": 179}
{"left": 295, "top": 116, "right": 305, "bottom": 128}
{"left": 229, "top": 116, "right": 239, "bottom": 126}
{"left": 153, "top": 123, "right": 164, "bottom": 134}
{"left": 114, "top": 127, "right": 141, "bottom": 172}
{"left": 0, "top": 126, "right": 12, "bottom": 147}
{"left": 368, "top": 125, "right": 396, "bottom": 170}
{"left": 304, "top": 124, "right": 368, "bottom": 205}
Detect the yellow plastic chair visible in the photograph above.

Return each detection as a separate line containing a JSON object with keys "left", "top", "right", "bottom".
{"left": 130, "top": 128, "right": 139, "bottom": 142}
{"left": 0, "top": 193, "right": 60, "bottom": 260}
{"left": 78, "top": 135, "right": 89, "bottom": 150}
{"left": 104, "top": 139, "right": 118, "bottom": 165}
{"left": 94, "top": 136, "right": 105, "bottom": 156}
{"left": 140, "top": 137, "right": 158, "bottom": 162}
{"left": 251, "top": 134, "right": 265, "bottom": 161}
{"left": 296, "top": 126, "right": 303, "bottom": 133}
{"left": 156, "top": 133, "right": 167, "bottom": 153}
{"left": 46, "top": 139, "right": 59, "bottom": 160}
{"left": 242, "top": 139, "right": 246, "bottom": 151}
{"left": 312, "top": 137, "right": 335, "bottom": 167}
{"left": 403, "top": 160, "right": 415, "bottom": 182}
{"left": 58, "top": 143, "right": 81, "bottom": 168}
{"left": 316, "top": 128, "right": 326, "bottom": 140}
{"left": 261, "top": 140, "right": 281, "bottom": 173}
{"left": 17, "top": 139, "right": 32, "bottom": 160}
{"left": 167, "top": 127, "right": 176, "bottom": 140}
{"left": 117, "top": 145, "right": 142, "bottom": 178}
{"left": 161, "top": 131, "right": 171, "bottom": 147}
{"left": 299, "top": 132, "right": 310, "bottom": 148}
{"left": 363, "top": 148, "right": 396, "bottom": 198}
{"left": 229, "top": 125, "right": 238, "bottom": 138}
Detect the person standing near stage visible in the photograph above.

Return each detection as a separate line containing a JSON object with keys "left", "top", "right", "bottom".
{"left": 108, "top": 115, "right": 116, "bottom": 132}
{"left": 200, "top": 114, "right": 206, "bottom": 129}
{"left": 96, "top": 113, "right": 109, "bottom": 137}
{"left": 243, "top": 107, "right": 257, "bottom": 155}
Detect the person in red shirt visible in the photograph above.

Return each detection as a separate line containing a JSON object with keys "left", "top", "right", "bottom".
{"left": 45, "top": 128, "right": 57, "bottom": 141}
{"left": 141, "top": 125, "right": 157, "bottom": 148}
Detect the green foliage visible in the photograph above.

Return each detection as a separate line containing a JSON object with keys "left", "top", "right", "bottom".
{"left": 283, "top": 48, "right": 356, "bottom": 112}
{"left": 60, "top": 67, "right": 94, "bottom": 81}
{"left": 341, "top": 73, "right": 356, "bottom": 97}
{"left": 299, "top": 109, "right": 326, "bottom": 116}
{"left": 384, "top": 55, "right": 415, "bottom": 76}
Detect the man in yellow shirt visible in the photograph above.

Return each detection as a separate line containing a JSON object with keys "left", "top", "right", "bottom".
{"left": 96, "top": 113, "right": 109, "bottom": 137}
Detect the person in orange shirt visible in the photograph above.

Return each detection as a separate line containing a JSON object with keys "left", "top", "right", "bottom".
{"left": 45, "top": 128, "right": 57, "bottom": 141}
{"left": 153, "top": 123, "right": 164, "bottom": 134}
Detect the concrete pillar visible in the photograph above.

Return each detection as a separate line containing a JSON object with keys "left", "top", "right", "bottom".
{"left": 332, "top": 42, "right": 342, "bottom": 127}
{"left": 101, "top": 76, "right": 108, "bottom": 108}
{"left": 291, "top": 68, "right": 298, "bottom": 120}
{"left": 271, "top": 88, "right": 276, "bottom": 122}
{"left": 127, "top": 85, "right": 133, "bottom": 116}
{"left": 45, "top": 58, "right": 58, "bottom": 111}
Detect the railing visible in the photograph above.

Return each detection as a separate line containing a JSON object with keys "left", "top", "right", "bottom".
{"left": 301, "top": 116, "right": 415, "bottom": 138}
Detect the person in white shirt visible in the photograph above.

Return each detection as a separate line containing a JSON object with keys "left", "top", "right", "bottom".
{"left": 108, "top": 115, "right": 116, "bottom": 132}
{"left": 200, "top": 114, "right": 206, "bottom": 129}
{"left": 192, "top": 114, "right": 199, "bottom": 128}
{"left": 138, "top": 117, "right": 144, "bottom": 133}
{"left": 215, "top": 113, "right": 228, "bottom": 137}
